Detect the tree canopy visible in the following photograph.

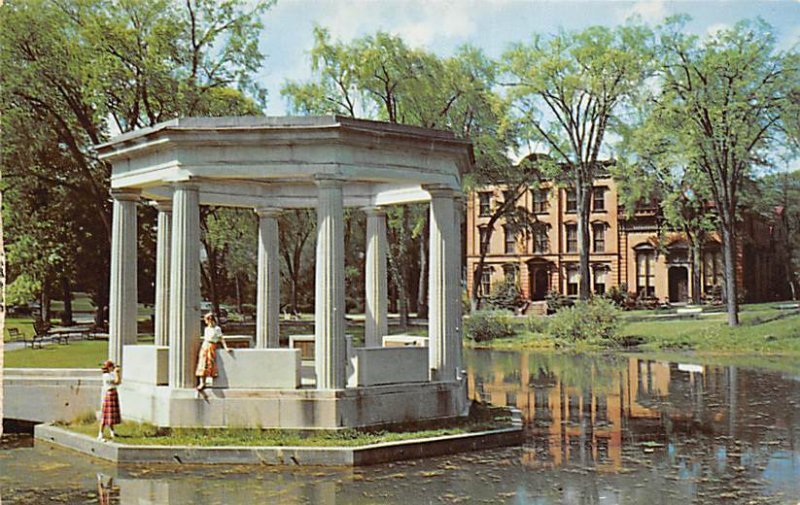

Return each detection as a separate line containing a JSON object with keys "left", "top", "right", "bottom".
{"left": 502, "top": 22, "right": 655, "bottom": 299}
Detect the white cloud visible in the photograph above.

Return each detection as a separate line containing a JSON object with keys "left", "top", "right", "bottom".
{"left": 392, "top": 2, "right": 477, "bottom": 48}
{"left": 622, "top": 1, "right": 669, "bottom": 23}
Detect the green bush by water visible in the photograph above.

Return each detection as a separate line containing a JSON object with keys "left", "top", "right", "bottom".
{"left": 548, "top": 298, "right": 621, "bottom": 342}
{"left": 465, "top": 310, "right": 517, "bottom": 342}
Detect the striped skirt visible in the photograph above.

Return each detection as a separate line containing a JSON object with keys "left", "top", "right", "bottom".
{"left": 101, "top": 388, "right": 121, "bottom": 426}
{"left": 195, "top": 341, "right": 219, "bottom": 378}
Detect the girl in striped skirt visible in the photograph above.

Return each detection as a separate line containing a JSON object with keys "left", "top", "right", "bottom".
{"left": 98, "top": 360, "right": 121, "bottom": 441}
{"left": 195, "top": 312, "right": 231, "bottom": 391}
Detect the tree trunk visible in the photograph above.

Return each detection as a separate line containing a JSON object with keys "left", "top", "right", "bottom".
{"left": 41, "top": 284, "right": 51, "bottom": 323}
{"left": 235, "top": 274, "right": 243, "bottom": 314}
{"left": 387, "top": 247, "right": 408, "bottom": 329}
{"left": 61, "top": 276, "right": 74, "bottom": 326}
{"left": 690, "top": 242, "right": 703, "bottom": 305}
{"left": 720, "top": 223, "right": 739, "bottom": 326}
{"left": 417, "top": 214, "right": 429, "bottom": 319}
{"left": 577, "top": 177, "right": 592, "bottom": 300}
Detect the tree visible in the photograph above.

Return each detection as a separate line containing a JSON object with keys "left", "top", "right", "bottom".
{"left": 646, "top": 17, "right": 796, "bottom": 325}
{"left": 283, "top": 28, "right": 508, "bottom": 321}
{"left": 503, "top": 23, "right": 654, "bottom": 300}
{"left": 1, "top": 0, "right": 271, "bottom": 321}
{"left": 752, "top": 170, "right": 800, "bottom": 299}
{"left": 279, "top": 210, "right": 316, "bottom": 315}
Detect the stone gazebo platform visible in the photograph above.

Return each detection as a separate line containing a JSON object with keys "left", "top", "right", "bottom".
{"left": 96, "top": 116, "right": 472, "bottom": 429}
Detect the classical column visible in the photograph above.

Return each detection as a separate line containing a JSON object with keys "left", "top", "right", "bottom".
{"left": 427, "top": 186, "right": 461, "bottom": 382}
{"left": 314, "top": 176, "right": 346, "bottom": 389}
{"left": 153, "top": 200, "right": 172, "bottom": 347}
{"left": 453, "top": 194, "right": 465, "bottom": 377}
{"left": 168, "top": 183, "right": 201, "bottom": 389}
{"left": 362, "top": 206, "right": 388, "bottom": 347}
{"left": 255, "top": 207, "right": 282, "bottom": 349}
{"left": 108, "top": 188, "right": 140, "bottom": 365}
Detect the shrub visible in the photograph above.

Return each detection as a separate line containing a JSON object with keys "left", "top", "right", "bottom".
{"left": 484, "top": 278, "right": 523, "bottom": 311}
{"left": 545, "top": 290, "right": 572, "bottom": 314}
{"left": 525, "top": 314, "right": 548, "bottom": 334}
{"left": 604, "top": 284, "right": 626, "bottom": 307}
{"left": 548, "top": 298, "right": 621, "bottom": 342}
{"left": 465, "top": 310, "right": 516, "bottom": 342}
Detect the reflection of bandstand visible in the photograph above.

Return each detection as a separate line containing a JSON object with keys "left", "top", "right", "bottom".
{"left": 97, "top": 116, "right": 472, "bottom": 429}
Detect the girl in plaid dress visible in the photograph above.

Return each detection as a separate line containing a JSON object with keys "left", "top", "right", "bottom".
{"left": 98, "top": 360, "right": 121, "bottom": 440}
{"left": 195, "top": 313, "right": 231, "bottom": 391}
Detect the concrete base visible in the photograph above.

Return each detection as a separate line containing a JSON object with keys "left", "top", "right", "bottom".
{"left": 34, "top": 422, "right": 523, "bottom": 466}
{"left": 3, "top": 368, "right": 102, "bottom": 423}
{"left": 118, "top": 380, "right": 468, "bottom": 429}
{"left": 347, "top": 347, "right": 428, "bottom": 387}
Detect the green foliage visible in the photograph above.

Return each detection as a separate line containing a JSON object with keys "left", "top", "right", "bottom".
{"left": 503, "top": 23, "right": 654, "bottom": 300}
{"left": 1, "top": 0, "right": 272, "bottom": 320}
{"left": 524, "top": 314, "right": 549, "bottom": 334}
{"left": 545, "top": 290, "right": 572, "bottom": 314}
{"left": 604, "top": 284, "right": 626, "bottom": 307}
{"left": 484, "top": 278, "right": 523, "bottom": 311}
{"left": 628, "top": 16, "right": 798, "bottom": 324}
{"left": 548, "top": 298, "right": 621, "bottom": 342}
{"left": 465, "top": 310, "right": 517, "bottom": 342}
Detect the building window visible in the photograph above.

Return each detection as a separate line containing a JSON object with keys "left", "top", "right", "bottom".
{"left": 503, "top": 190, "right": 515, "bottom": 206}
{"left": 478, "top": 192, "right": 492, "bottom": 217}
{"left": 478, "top": 226, "right": 490, "bottom": 255}
{"left": 594, "top": 266, "right": 608, "bottom": 295}
{"left": 565, "top": 188, "right": 577, "bottom": 213}
{"left": 533, "top": 225, "right": 550, "bottom": 254}
{"left": 636, "top": 249, "right": 656, "bottom": 298}
{"left": 532, "top": 188, "right": 549, "bottom": 213}
{"left": 593, "top": 187, "right": 607, "bottom": 211}
{"left": 565, "top": 224, "right": 578, "bottom": 253}
{"left": 503, "top": 264, "right": 518, "bottom": 285}
{"left": 566, "top": 267, "right": 580, "bottom": 296}
{"left": 479, "top": 268, "right": 492, "bottom": 296}
{"left": 592, "top": 223, "right": 606, "bottom": 253}
{"left": 504, "top": 225, "right": 516, "bottom": 254}
{"left": 703, "top": 248, "right": 723, "bottom": 292}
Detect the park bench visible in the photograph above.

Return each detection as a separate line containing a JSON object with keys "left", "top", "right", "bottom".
{"left": 6, "top": 327, "right": 22, "bottom": 342}
{"left": 25, "top": 324, "right": 51, "bottom": 349}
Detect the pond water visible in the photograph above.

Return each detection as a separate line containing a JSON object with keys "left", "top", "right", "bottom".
{"left": 2, "top": 351, "right": 799, "bottom": 504}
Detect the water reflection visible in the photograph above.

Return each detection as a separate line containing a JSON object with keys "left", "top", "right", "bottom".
{"left": 467, "top": 351, "right": 800, "bottom": 497}
{"left": 2, "top": 351, "right": 799, "bottom": 504}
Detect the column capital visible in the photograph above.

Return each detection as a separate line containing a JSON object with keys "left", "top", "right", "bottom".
{"left": 314, "top": 174, "right": 347, "bottom": 188}
{"left": 255, "top": 206, "right": 283, "bottom": 218}
{"left": 151, "top": 200, "right": 173, "bottom": 213}
{"left": 423, "top": 184, "right": 461, "bottom": 199}
{"left": 170, "top": 180, "right": 201, "bottom": 191}
{"left": 361, "top": 206, "right": 386, "bottom": 217}
{"left": 110, "top": 188, "right": 141, "bottom": 202}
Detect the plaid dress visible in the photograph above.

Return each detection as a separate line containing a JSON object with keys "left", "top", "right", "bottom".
{"left": 101, "top": 373, "right": 121, "bottom": 426}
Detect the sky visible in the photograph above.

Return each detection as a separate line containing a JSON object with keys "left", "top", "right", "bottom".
{"left": 257, "top": 0, "right": 800, "bottom": 117}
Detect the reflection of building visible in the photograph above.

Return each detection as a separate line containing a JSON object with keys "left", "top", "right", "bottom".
{"left": 466, "top": 174, "right": 784, "bottom": 303}
{"left": 469, "top": 355, "right": 672, "bottom": 472}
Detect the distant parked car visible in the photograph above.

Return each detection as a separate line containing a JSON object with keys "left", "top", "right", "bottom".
{"left": 200, "top": 301, "right": 228, "bottom": 325}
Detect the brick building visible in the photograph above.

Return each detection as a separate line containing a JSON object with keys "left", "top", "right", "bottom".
{"left": 466, "top": 175, "right": 783, "bottom": 305}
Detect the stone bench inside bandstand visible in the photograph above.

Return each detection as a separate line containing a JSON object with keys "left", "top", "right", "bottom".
{"left": 122, "top": 345, "right": 301, "bottom": 389}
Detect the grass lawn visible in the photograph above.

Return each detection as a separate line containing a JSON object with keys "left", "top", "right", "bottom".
{"left": 57, "top": 403, "right": 508, "bottom": 446}
{"left": 470, "top": 302, "right": 800, "bottom": 356}
{"left": 4, "top": 340, "right": 109, "bottom": 368}
{"left": 620, "top": 309, "right": 800, "bottom": 354}
{"left": 3, "top": 317, "right": 37, "bottom": 342}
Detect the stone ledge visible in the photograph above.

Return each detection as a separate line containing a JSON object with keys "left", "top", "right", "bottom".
{"left": 34, "top": 423, "right": 523, "bottom": 467}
